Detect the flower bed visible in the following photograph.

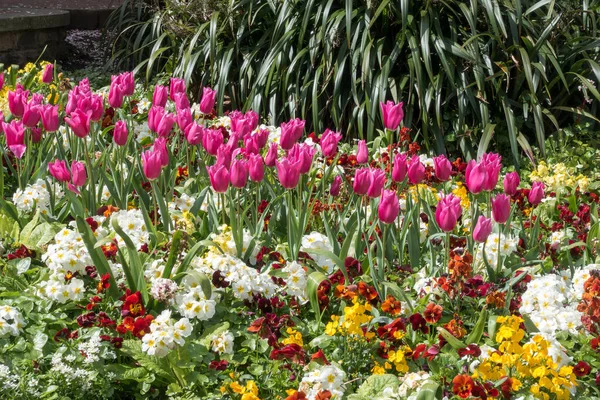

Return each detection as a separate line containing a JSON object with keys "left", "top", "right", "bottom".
{"left": 0, "top": 62, "right": 599, "bottom": 399}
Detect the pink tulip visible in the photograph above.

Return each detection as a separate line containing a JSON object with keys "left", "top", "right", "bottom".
{"left": 177, "top": 107, "right": 193, "bottom": 134}
{"left": 153, "top": 138, "right": 169, "bottom": 167}
{"left": 481, "top": 153, "right": 502, "bottom": 191}
{"left": 153, "top": 85, "right": 168, "bottom": 107}
{"left": 367, "top": 168, "right": 386, "bottom": 198}
{"left": 248, "top": 154, "right": 264, "bottom": 182}
{"left": 113, "top": 120, "right": 128, "bottom": 146}
{"left": 433, "top": 155, "right": 452, "bottom": 181}
{"left": 254, "top": 129, "right": 269, "bottom": 149}
{"left": 108, "top": 81, "right": 125, "bottom": 108}
{"left": 230, "top": 158, "right": 248, "bottom": 188}
{"left": 276, "top": 157, "right": 302, "bottom": 189}
{"left": 473, "top": 216, "right": 493, "bottom": 243}
{"left": 246, "top": 110, "right": 259, "bottom": 131}
{"left": 320, "top": 129, "right": 342, "bottom": 157}
{"left": 41, "top": 104, "right": 59, "bottom": 132}
{"left": 141, "top": 150, "right": 162, "bottom": 181}
{"left": 22, "top": 102, "right": 41, "bottom": 128}
{"left": 465, "top": 160, "right": 487, "bottom": 194}
{"left": 173, "top": 92, "right": 190, "bottom": 112}
{"left": 148, "top": 106, "right": 175, "bottom": 137}
{"left": 169, "top": 78, "right": 186, "bottom": 101}
{"left": 392, "top": 153, "right": 408, "bottom": 182}
{"left": 353, "top": 168, "right": 372, "bottom": 195}
{"left": 42, "top": 64, "right": 54, "bottom": 84}
{"left": 200, "top": 87, "right": 216, "bottom": 114}
{"left": 230, "top": 112, "right": 253, "bottom": 139}
{"left": 288, "top": 144, "right": 315, "bottom": 174}
{"left": 201, "top": 128, "right": 224, "bottom": 155}
{"left": 185, "top": 123, "right": 203, "bottom": 145}
{"left": 528, "top": 182, "right": 545, "bottom": 205}
{"left": 111, "top": 71, "right": 135, "bottom": 97}
{"left": 207, "top": 164, "right": 230, "bottom": 192}
{"left": 216, "top": 143, "right": 235, "bottom": 168}
{"left": 2, "top": 120, "right": 26, "bottom": 159}
{"left": 378, "top": 189, "right": 400, "bottom": 224}
{"left": 71, "top": 161, "right": 87, "bottom": 187}
{"left": 29, "top": 93, "right": 44, "bottom": 107}
{"left": 279, "top": 118, "right": 305, "bottom": 150}
{"left": 0, "top": 72, "right": 4, "bottom": 90}
{"left": 491, "top": 194, "right": 511, "bottom": 224}
{"left": 264, "top": 142, "right": 278, "bottom": 167}
{"left": 65, "top": 109, "right": 90, "bottom": 138}
{"left": 48, "top": 160, "right": 71, "bottom": 182}
{"left": 356, "top": 140, "right": 368, "bottom": 164}
{"left": 380, "top": 100, "right": 404, "bottom": 131}
{"left": 330, "top": 175, "right": 342, "bottom": 196}
{"left": 8, "top": 87, "right": 28, "bottom": 117}
{"left": 503, "top": 172, "right": 520, "bottom": 196}
{"left": 435, "top": 194, "right": 462, "bottom": 232}
{"left": 88, "top": 94, "right": 104, "bottom": 121}
{"left": 407, "top": 156, "right": 425, "bottom": 184}
{"left": 244, "top": 135, "right": 260, "bottom": 154}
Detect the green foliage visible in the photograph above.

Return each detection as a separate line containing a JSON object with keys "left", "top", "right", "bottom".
{"left": 109, "top": 0, "right": 600, "bottom": 164}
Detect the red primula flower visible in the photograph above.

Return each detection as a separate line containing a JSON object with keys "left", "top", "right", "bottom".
{"left": 208, "top": 360, "right": 229, "bottom": 370}
{"left": 574, "top": 360, "right": 592, "bottom": 377}
{"left": 458, "top": 344, "right": 482, "bottom": 358}
{"left": 408, "top": 313, "right": 429, "bottom": 334}
{"left": 270, "top": 343, "right": 306, "bottom": 365}
{"left": 452, "top": 374, "right": 474, "bottom": 399}
{"left": 121, "top": 290, "right": 145, "bottom": 317}
{"left": 311, "top": 349, "right": 330, "bottom": 365}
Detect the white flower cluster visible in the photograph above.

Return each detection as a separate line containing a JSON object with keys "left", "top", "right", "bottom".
{"left": 150, "top": 278, "right": 179, "bottom": 303}
{"left": 50, "top": 351, "right": 96, "bottom": 390}
{"left": 169, "top": 193, "right": 196, "bottom": 213}
{"left": 37, "top": 278, "right": 85, "bottom": 304}
{"left": 111, "top": 209, "right": 149, "bottom": 250}
{"left": 133, "top": 121, "right": 153, "bottom": 143}
{"left": 141, "top": 310, "right": 193, "bottom": 357}
{"left": 0, "top": 364, "right": 19, "bottom": 391}
{"left": 381, "top": 372, "right": 432, "bottom": 400}
{"left": 175, "top": 285, "right": 217, "bottom": 321}
{"left": 301, "top": 232, "right": 336, "bottom": 274}
{"left": 475, "top": 233, "right": 519, "bottom": 270}
{"left": 520, "top": 264, "right": 598, "bottom": 336}
{"left": 0, "top": 304, "right": 26, "bottom": 338}
{"left": 548, "top": 230, "right": 567, "bottom": 249}
{"left": 12, "top": 179, "right": 60, "bottom": 215}
{"left": 78, "top": 331, "right": 115, "bottom": 364}
{"left": 208, "top": 225, "right": 260, "bottom": 265}
{"left": 189, "top": 251, "right": 277, "bottom": 301}
{"left": 146, "top": 259, "right": 168, "bottom": 282}
{"left": 282, "top": 261, "right": 308, "bottom": 303}
{"left": 298, "top": 364, "right": 346, "bottom": 399}
{"left": 211, "top": 330, "right": 235, "bottom": 355}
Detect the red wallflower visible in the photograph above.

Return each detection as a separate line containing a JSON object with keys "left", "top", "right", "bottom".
{"left": 311, "top": 349, "right": 330, "bottom": 365}
{"left": 423, "top": 303, "right": 443, "bottom": 323}
{"left": 270, "top": 343, "right": 306, "bottom": 365}
{"left": 574, "top": 361, "right": 592, "bottom": 377}
{"left": 121, "top": 290, "right": 145, "bottom": 317}
{"left": 409, "top": 313, "right": 429, "bottom": 334}
{"left": 381, "top": 296, "right": 402, "bottom": 316}
{"left": 452, "top": 374, "right": 474, "bottom": 399}
{"left": 286, "top": 391, "right": 308, "bottom": 400}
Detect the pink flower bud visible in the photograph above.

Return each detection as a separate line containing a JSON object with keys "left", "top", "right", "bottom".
{"left": 435, "top": 194, "right": 462, "bottom": 232}
{"left": 380, "top": 100, "right": 404, "bottom": 131}
{"left": 230, "top": 158, "right": 249, "bottom": 188}
{"left": 201, "top": 128, "right": 224, "bottom": 156}
{"left": 42, "top": 64, "right": 54, "bottom": 84}
{"left": 173, "top": 92, "right": 190, "bottom": 112}
{"left": 199, "top": 87, "right": 216, "bottom": 114}
{"left": 71, "top": 161, "right": 87, "bottom": 187}
{"left": 8, "top": 87, "right": 28, "bottom": 118}
{"left": 169, "top": 78, "right": 186, "bottom": 101}
{"left": 207, "top": 164, "right": 230, "bottom": 192}
{"left": 433, "top": 154, "right": 452, "bottom": 182}
{"left": 356, "top": 140, "right": 368, "bottom": 164}
{"left": 353, "top": 168, "right": 372, "bottom": 196}
{"left": 113, "top": 120, "right": 128, "bottom": 146}
{"left": 276, "top": 157, "right": 302, "bottom": 189}
{"left": 392, "top": 153, "right": 408, "bottom": 182}
{"left": 177, "top": 107, "right": 193, "bottom": 134}
{"left": 320, "top": 129, "right": 342, "bottom": 157}
{"left": 248, "top": 153, "right": 264, "bottom": 182}
{"left": 185, "top": 123, "right": 203, "bottom": 146}
{"left": 48, "top": 159, "right": 71, "bottom": 182}
{"left": 141, "top": 150, "right": 162, "bottom": 181}
{"left": 65, "top": 109, "right": 90, "bottom": 138}
{"left": 279, "top": 118, "right": 305, "bottom": 150}
{"left": 407, "top": 155, "right": 425, "bottom": 184}
{"left": 491, "top": 194, "right": 511, "bottom": 224}
{"left": 465, "top": 160, "right": 487, "bottom": 194}
{"left": 472, "top": 215, "right": 493, "bottom": 243}
{"left": 330, "top": 175, "right": 342, "bottom": 196}
{"left": 503, "top": 172, "right": 520, "bottom": 196}
{"left": 41, "top": 104, "right": 59, "bottom": 132}
{"left": 367, "top": 168, "right": 386, "bottom": 198}
{"left": 2, "top": 120, "right": 26, "bottom": 159}
{"left": 153, "top": 137, "right": 169, "bottom": 167}
{"left": 378, "top": 189, "right": 400, "bottom": 224}
{"left": 153, "top": 85, "right": 168, "bottom": 107}
{"left": 264, "top": 142, "right": 278, "bottom": 167}
{"left": 528, "top": 182, "right": 545, "bottom": 205}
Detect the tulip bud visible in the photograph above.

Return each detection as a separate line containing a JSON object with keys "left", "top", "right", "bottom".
{"left": 200, "top": 87, "right": 216, "bottom": 114}
{"left": 142, "top": 150, "right": 162, "bottom": 181}
{"left": 528, "top": 182, "right": 545, "bottom": 205}
{"left": 41, "top": 104, "right": 59, "bottom": 132}
{"left": 320, "top": 129, "right": 342, "bottom": 157}
{"left": 491, "top": 194, "right": 511, "bottom": 224}
{"left": 407, "top": 156, "right": 425, "bottom": 184}
{"left": 201, "top": 128, "right": 224, "bottom": 156}
{"left": 367, "top": 168, "right": 386, "bottom": 198}
{"left": 207, "top": 164, "right": 230, "bottom": 192}
{"left": 48, "top": 159, "right": 71, "bottom": 182}
{"left": 433, "top": 154, "right": 452, "bottom": 182}
{"left": 356, "top": 140, "right": 368, "bottom": 164}
{"left": 380, "top": 100, "right": 404, "bottom": 131}
{"left": 472, "top": 215, "right": 493, "bottom": 242}
{"left": 153, "top": 138, "right": 169, "bottom": 167}
{"left": 330, "top": 175, "right": 342, "bottom": 196}
{"left": 42, "top": 64, "right": 54, "bottom": 84}
{"left": 503, "top": 172, "right": 520, "bottom": 196}
{"left": 435, "top": 194, "right": 462, "bottom": 232}
{"left": 264, "top": 142, "right": 278, "bottom": 167}
{"left": 113, "top": 120, "right": 129, "bottom": 146}
{"left": 152, "top": 85, "right": 168, "bottom": 107}
{"left": 276, "top": 157, "right": 302, "bottom": 189}
{"left": 185, "top": 123, "right": 203, "bottom": 146}
{"left": 169, "top": 78, "right": 186, "bottom": 101}
{"left": 378, "top": 189, "right": 400, "bottom": 224}
{"left": 392, "top": 153, "right": 408, "bottom": 182}
{"left": 353, "top": 168, "right": 372, "bottom": 195}
{"left": 230, "top": 158, "right": 248, "bottom": 188}
{"left": 248, "top": 154, "right": 264, "bottom": 182}
{"left": 65, "top": 109, "right": 91, "bottom": 138}
{"left": 280, "top": 118, "right": 305, "bottom": 150}
{"left": 71, "top": 161, "right": 87, "bottom": 187}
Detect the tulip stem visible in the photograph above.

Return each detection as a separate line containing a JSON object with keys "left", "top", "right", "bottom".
{"left": 445, "top": 232, "right": 450, "bottom": 272}
{"left": 496, "top": 223, "right": 503, "bottom": 278}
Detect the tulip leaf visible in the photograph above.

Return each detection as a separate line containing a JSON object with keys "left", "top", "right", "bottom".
{"left": 436, "top": 327, "right": 466, "bottom": 349}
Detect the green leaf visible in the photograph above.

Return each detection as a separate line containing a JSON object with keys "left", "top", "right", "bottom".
{"left": 466, "top": 308, "right": 487, "bottom": 344}
{"left": 436, "top": 327, "right": 466, "bottom": 349}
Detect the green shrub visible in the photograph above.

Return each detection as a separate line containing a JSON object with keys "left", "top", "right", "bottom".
{"left": 108, "top": 0, "right": 600, "bottom": 165}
